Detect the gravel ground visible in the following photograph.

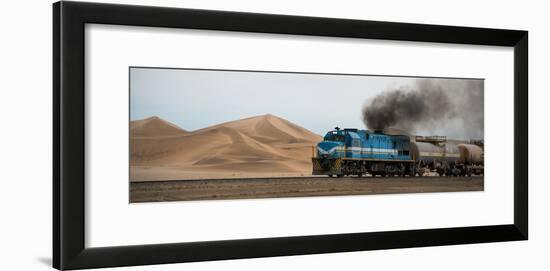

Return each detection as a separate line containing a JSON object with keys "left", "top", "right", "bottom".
{"left": 130, "top": 175, "right": 484, "bottom": 203}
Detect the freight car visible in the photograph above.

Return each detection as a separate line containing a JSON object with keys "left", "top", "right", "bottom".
{"left": 412, "top": 136, "right": 484, "bottom": 176}
{"left": 312, "top": 127, "right": 483, "bottom": 177}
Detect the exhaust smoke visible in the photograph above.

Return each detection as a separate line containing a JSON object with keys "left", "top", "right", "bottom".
{"left": 361, "top": 79, "right": 483, "bottom": 140}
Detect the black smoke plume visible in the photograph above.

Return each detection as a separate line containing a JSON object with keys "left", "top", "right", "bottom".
{"left": 362, "top": 79, "right": 483, "bottom": 140}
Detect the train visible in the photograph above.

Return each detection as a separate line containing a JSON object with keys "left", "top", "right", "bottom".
{"left": 312, "top": 127, "right": 483, "bottom": 177}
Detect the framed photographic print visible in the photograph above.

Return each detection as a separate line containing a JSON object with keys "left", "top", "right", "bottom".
{"left": 53, "top": 1, "right": 528, "bottom": 270}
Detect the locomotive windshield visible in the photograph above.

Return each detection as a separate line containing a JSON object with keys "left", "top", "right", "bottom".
{"left": 324, "top": 131, "right": 345, "bottom": 142}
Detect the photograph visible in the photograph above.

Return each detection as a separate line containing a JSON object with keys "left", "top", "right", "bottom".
{"left": 129, "top": 67, "right": 484, "bottom": 202}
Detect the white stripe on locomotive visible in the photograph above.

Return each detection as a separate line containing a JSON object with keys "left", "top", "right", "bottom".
{"left": 317, "top": 146, "right": 399, "bottom": 155}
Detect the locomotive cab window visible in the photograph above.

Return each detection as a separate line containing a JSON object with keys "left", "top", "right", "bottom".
{"left": 324, "top": 132, "right": 344, "bottom": 142}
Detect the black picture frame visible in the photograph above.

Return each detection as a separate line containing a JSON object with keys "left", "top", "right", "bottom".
{"left": 53, "top": 1, "right": 528, "bottom": 270}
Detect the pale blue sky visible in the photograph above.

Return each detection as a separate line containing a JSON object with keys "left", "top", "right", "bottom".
{"left": 129, "top": 68, "right": 417, "bottom": 136}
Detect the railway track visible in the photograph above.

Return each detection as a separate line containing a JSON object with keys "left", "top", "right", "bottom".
{"left": 130, "top": 175, "right": 483, "bottom": 203}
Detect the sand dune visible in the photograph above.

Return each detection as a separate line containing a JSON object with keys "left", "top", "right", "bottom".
{"left": 130, "top": 116, "right": 188, "bottom": 137}
{"left": 197, "top": 114, "right": 321, "bottom": 143}
{"left": 130, "top": 115, "right": 323, "bottom": 181}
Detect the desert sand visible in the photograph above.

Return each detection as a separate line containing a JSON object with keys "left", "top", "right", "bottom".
{"left": 130, "top": 114, "right": 323, "bottom": 181}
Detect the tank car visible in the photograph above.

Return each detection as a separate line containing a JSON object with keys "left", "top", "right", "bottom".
{"left": 411, "top": 136, "right": 483, "bottom": 176}
{"left": 457, "top": 143, "right": 484, "bottom": 175}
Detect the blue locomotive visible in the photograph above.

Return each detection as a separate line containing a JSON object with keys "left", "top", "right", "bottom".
{"left": 312, "top": 127, "right": 415, "bottom": 177}
{"left": 312, "top": 127, "right": 484, "bottom": 177}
